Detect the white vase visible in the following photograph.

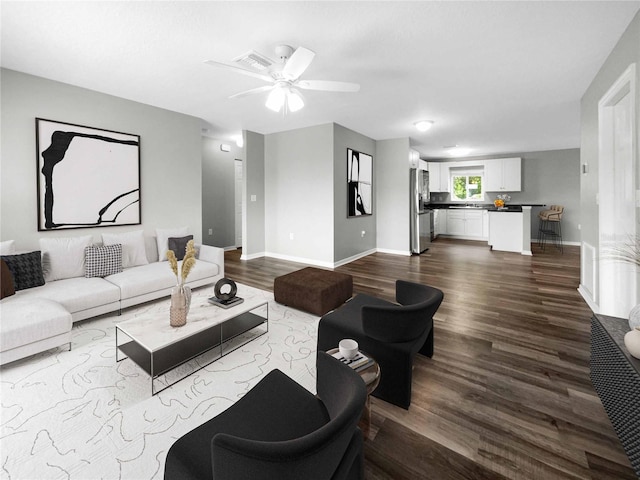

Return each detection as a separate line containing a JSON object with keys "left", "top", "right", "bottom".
{"left": 629, "top": 304, "right": 640, "bottom": 329}
{"left": 624, "top": 327, "right": 640, "bottom": 359}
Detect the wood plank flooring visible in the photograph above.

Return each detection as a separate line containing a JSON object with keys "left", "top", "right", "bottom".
{"left": 224, "top": 238, "right": 636, "bottom": 479}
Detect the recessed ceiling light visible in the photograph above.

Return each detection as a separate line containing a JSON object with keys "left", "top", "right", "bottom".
{"left": 414, "top": 120, "right": 434, "bottom": 132}
{"left": 445, "top": 145, "right": 471, "bottom": 157}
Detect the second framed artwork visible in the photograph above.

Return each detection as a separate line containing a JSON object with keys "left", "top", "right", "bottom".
{"left": 347, "top": 148, "right": 372, "bottom": 217}
{"left": 36, "top": 118, "right": 141, "bottom": 231}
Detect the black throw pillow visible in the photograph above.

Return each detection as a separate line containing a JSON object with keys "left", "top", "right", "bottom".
{"left": 168, "top": 235, "right": 194, "bottom": 261}
{"left": 1, "top": 251, "right": 45, "bottom": 291}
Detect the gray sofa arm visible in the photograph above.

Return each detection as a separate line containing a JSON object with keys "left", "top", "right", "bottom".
{"left": 197, "top": 244, "right": 225, "bottom": 278}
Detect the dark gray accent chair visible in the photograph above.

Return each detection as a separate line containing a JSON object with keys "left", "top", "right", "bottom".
{"left": 317, "top": 280, "right": 444, "bottom": 409}
{"left": 164, "top": 351, "right": 367, "bottom": 480}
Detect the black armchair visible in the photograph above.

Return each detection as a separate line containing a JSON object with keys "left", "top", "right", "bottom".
{"left": 317, "top": 280, "right": 444, "bottom": 409}
{"left": 164, "top": 351, "right": 367, "bottom": 480}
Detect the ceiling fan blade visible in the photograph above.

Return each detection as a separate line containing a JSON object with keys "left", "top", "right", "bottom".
{"left": 229, "top": 85, "right": 274, "bottom": 99}
{"left": 204, "top": 60, "right": 273, "bottom": 82}
{"left": 297, "top": 80, "right": 360, "bottom": 92}
{"left": 282, "top": 47, "right": 315, "bottom": 80}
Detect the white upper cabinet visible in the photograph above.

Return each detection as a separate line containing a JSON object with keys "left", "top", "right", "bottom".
{"left": 427, "top": 162, "right": 450, "bottom": 192}
{"left": 484, "top": 157, "right": 521, "bottom": 192}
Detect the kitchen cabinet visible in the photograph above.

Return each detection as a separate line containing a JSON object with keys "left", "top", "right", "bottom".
{"left": 427, "top": 162, "right": 450, "bottom": 192}
{"left": 434, "top": 209, "right": 447, "bottom": 236}
{"left": 484, "top": 157, "right": 521, "bottom": 192}
{"left": 445, "top": 209, "right": 484, "bottom": 238}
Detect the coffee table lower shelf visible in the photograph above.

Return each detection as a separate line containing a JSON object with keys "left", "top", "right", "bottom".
{"left": 116, "top": 310, "right": 267, "bottom": 395}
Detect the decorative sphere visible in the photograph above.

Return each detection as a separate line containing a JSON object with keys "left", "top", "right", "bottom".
{"left": 629, "top": 304, "right": 640, "bottom": 329}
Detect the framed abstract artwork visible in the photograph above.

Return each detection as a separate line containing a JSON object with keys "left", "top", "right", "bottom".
{"left": 36, "top": 118, "right": 141, "bottom": 231}
{"left": 347, "top": 148, "right": 372, "bottom": 217}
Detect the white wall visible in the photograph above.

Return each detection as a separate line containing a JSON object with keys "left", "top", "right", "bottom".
{"left": 580, "top": 11, "right": 640, "bottom": 310}
{"left": 0, "top": 69, "right": 203, "bottom": 250}
{"left": 264, "top": 124, "right": 335, "bottom": 266}
{"left": 376, "top": 138, "right": 411, "bottom": 254}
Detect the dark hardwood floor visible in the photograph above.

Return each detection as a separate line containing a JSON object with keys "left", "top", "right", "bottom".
{"left": 224, "top": 238, "right": 636, "bottom": 479}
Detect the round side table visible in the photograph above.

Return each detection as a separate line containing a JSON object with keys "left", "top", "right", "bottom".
{"left": 327, "top": 348, "right": 380, "bottom": 440}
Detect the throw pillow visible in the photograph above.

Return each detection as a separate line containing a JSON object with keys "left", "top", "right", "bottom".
{"left": 168, "top": 235, "right": 194, "bottom": 261}
{"left": 102, "top": 230, "right": 148, "bottom": 268}
{"left": 156, "top": 227, "right": 188, "bottom": 262}
{"left": 1, "top": 259, "right": 16, "bottom": 299}
{"left": 85, "top": 244, "right": 123, "bottom": 278}
{"left": 40, "top": 235, "right": 93, "bottom": 281}
{"left": 1, "top": 251, "right": 45, "bottom": 291}
{"left": 0, "top": 240, "right": 15, "bottom": 255}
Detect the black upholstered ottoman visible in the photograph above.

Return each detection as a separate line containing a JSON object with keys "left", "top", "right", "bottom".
{"left": 274, "top": 267, "right": 353, "bottom": 316}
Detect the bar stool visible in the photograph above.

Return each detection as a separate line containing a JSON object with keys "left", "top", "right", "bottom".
{"left": 538, "top": 205, "right": 564, "bottom": 252}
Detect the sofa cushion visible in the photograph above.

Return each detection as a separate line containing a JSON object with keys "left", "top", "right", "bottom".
{"left": 105, "top": 259, "right": 219, "bottom": 300}
{"left": 14, "top": 276, "right": 121, "bottom": 314}
{"left": 1, "top": 251, "right": 45, "bottom": 291}
{"left": 1, "top": 259, "right": 16, "bottom": 299}
{"left": 156, "top": 227, "right": 188, "bottom": 262}
{"left": 168, "top": 235, "right": 194, "bottom": 261}
{"left": 102, "top": 230, "right": 148, "bottom": 268}
{"left": 0, "top": 297, "right": 71, "bottom": 352}
{"left": 40, "top": 235, "right": 93, "bottom": 281}
{"left": 85, "top": 244, "right": 123, "bottom": 278}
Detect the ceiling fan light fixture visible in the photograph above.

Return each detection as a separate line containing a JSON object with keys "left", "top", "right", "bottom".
{"left": 266, "top": 87, "right": 286, "bottom": 112}
{"left": 415, "top": 120, "right": 434, "bottom": 132}
{"left": 287, "top": 88, "right": 304, "bottom": 112}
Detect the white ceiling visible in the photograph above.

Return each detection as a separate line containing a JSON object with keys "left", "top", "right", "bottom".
{"left": 2, "top": 1, "right": 639, "bottom": 159}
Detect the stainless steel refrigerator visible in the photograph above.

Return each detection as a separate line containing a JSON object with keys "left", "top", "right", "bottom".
{"left": 410, "top": 168, "right": 432, "bottom": 254}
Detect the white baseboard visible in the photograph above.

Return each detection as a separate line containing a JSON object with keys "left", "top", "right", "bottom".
{"left": 578, "top": 284, "right": 598, "bottom": 313}
{"left": 240, "top": 251, "right": 265, "bottom": 261}
{"left": 376, "top": 248, "right": 411, "bottom": 256}
{"left": 334, "top": 249, "right": 378, "bottom": 267}
{"left": 264, "top": 251, "right": 335, "bottom": 269}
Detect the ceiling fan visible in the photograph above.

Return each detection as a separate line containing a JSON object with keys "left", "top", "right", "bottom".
{"left": 205, "top": 45, "right": 360, "bottom": 113}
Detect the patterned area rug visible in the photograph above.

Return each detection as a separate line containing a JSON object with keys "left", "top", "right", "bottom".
{"left": 1, "top": 284, "right": 320, "bottom": 479}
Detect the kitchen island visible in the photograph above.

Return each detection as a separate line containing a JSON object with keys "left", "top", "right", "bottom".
{"left": 429, "top": 203, "right": 537, "bottom": 255}
{"left": 487, "top": 206, "right": 532, "bottom": 255}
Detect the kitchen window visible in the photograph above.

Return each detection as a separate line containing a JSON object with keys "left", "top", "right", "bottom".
{"left": 450, "top": 168, "right": 484, "bottom": 202}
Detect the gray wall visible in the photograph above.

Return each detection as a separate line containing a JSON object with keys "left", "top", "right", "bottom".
{"left": 376, "top": 138, "right": 411, "bottom": 254}
{"left": 264, "top": 124, "right": 335, "bottom": 265}
{"left": 580, "top": 11, "right": 640, "bottom": 252}
{"left": 0, "top": 68, "right": 203, "bottom": 249}
{"left": 202, "top": 137, "right": 242, "bottom": 248}
{"left": 430, "top": 149, "right": 581, "bottom": 243}
{"left": 333, "top": 124, "right": 377, "bottom": 262}
{"left": 243, "top": 130, "right": 265, "bottom": 259}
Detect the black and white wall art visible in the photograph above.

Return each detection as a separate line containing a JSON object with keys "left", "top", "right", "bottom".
{"left": 347, "top": 148, "right": 372, "bottom": 217}
{"left": 36, "top": 118, "right": 141, "bottom": 231}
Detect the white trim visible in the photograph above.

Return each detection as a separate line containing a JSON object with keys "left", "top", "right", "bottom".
{"left": 264, "top": 252, "right": 335, "bottom": 269}
{"left": 578, "top": 285, "right": 598, "bottom": 314}
{"left": 334, "top": 249, "right": 378, "bottom": 267}
{"left": 223, "top": 245, "right": 238, "bottom": 251}
{"left": 240, "top": 251, "right": 265, "bottom": 261}
{"left": 376, "top": 248, "right": 411, "bottom": 256}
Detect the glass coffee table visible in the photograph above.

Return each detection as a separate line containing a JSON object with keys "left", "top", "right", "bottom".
{"left": 327, "top": 348, "right": 380, "bottom": 440}
{"left": 116, "top": 295, "right": 268, "bottom": 395}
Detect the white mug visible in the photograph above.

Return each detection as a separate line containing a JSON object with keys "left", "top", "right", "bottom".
{"left": 339, "top": 338, "right": 359, "bottom": 359}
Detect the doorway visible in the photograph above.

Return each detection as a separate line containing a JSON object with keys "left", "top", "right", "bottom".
{"left": 598, "top": 63, "right": 637, "bottom": 318}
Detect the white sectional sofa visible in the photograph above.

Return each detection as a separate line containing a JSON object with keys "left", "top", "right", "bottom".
{"left": 0, "top": 235, "right": 224, "bottom": 366}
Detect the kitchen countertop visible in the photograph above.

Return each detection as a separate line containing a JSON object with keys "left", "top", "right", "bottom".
{"left": 428, "top": 203, "right": 544, "bottom": 211}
